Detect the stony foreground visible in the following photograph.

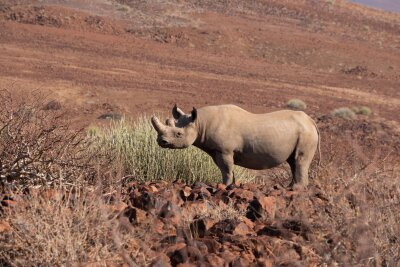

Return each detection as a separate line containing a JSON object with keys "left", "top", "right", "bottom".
{"left": 122, "top": 180, "right": 375, "bottom": 266}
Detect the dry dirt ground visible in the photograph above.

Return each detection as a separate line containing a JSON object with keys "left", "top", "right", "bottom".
{"left": 0, "top": 0, "right": 400, "bottom": 266}
{"left": 0, "top": 0, "right": 399, "bottom": 125}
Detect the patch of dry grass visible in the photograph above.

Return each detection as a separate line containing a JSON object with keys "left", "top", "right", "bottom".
{"left": 0, "top": 185, "right": 139, "bottom": 266}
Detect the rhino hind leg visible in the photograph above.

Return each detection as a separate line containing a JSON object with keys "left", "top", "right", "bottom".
{"left": 215, "top": 152, "right": 234, "bottom": 185}
{"left": 292, "top": 134, "right": 318, "bottom": 188}
{"left": 287, "top": 151, "right": 297, "bottom": 187}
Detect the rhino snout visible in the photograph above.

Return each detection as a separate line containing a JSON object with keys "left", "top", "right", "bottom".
{"left": 157, "top": 137, "right": 173, "bottom": 148}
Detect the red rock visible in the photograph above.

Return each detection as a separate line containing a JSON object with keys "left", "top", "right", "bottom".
{"left": 235, "top": 201, "right": 248, "bottom": 212}
{"left": 257, "top": 258, "right": 273, "bottom": 267}
{"left": 159, "top": 201, "right": 182, "bottom": 226}
{"left": 242, "top": 217, "right": 255, "bottom": 229}
{"left": 230, "top": 188, "right": 254, "bottom": 202}
{"left": 149, "top": 185, "right": 159, "bottom": 193}
{"left": 233, "top": 222, "right": 253, "bottom": 236}
{"left": 130, "top": 191, "right": 156, "bottom": 211}
{"left": 166, "top": 243, "right": 189, "bottom": 266}
{"left": 231, "top": 257, "right": 251, "bottom": 267}
{"left": 165, "top": 242, "right": 187, "bottom": 255}
{"left": 189, "top": 186, "right": 211, "bottom": 200}
{"left": 124, "top": 207, "right": 147, "bottom": 224}
{"left": 190, "top": 218, "right": 216, "bottom": 238}
{"left": 152, "top": 218, "right": 165, "bottom": 235}
{"left": 197, "top": 238, "right": 221, "bottom": 253}
{"left": 218, "top": 250, "right": 238, "bottom": 264}
{"left": 217, "top": 183, "right": 227, "bottom": 191}
{"left": 246, "top": 196, "right": 276, "bottom": 221}
{"left": 151, "top": 252, "right": 171, "bottom": 267}
{"left": 184, "top": 201, "right": 208, "bottom": 216}
{"left": 180, "top": 186, "right": 192, "bottom": 200}
{"left": 192, "top": 240, "right": 208, "bottom": 254}
{"left": 0, "top": 220, "right": 11, "bottom": 233}
{"left": 240, "top": 250, "right": 256, "bottom": 263}
{"left": 176, "top": 263, "right": 195, "bottom": 267}
{"left": 206, "top": 254, "right": 225, "bottom": 267}
{"left": 259, "top": 196, "right": 276, "bottom": 219}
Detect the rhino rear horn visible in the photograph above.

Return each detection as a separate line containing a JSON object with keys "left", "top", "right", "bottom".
{"left": 191, "top": 107, "right": 197, "bottom": 121}
{"left": 151, "top": 116, "right": 166, "bottom": 133}
{"left": 172, "top": 104, "right": 185, "bottom": 119}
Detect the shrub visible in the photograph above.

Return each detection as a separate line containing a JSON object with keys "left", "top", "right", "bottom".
{"left": 90, "top": 116, "right": 254, "bottom": 184}
{"left": 286, "top": 99, "right": 307, "bottom": 110}
{"left": 0, "top": 90, "right": 96, "bottom": 191}
{"left": 332, "top": 107, "right": 357, "bottom": 119}
{"left": 358, "top": 106, "right": 372, "bottom": 116}
{"left": 0, "top": 186, "right": 138, "bottom": 266}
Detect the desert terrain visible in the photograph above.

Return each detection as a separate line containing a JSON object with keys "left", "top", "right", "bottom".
{"left": 0, "top": 0, "right": 399, "bottom": 266}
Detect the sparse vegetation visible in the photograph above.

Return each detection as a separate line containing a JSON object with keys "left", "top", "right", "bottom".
{"left": 0, "top": 90, "right": 96, "bottom": 191}
{"left": 352, "top": 106, "right": 372, "bottom": 116}
{"left": 89, "top": 116, "right": 254, "bottom": 184}
{"left": 332, "top": 107, "right": 357, "bottom": 119}
{"left": 0, "top": 186, "right": 138, "bottom": 266}
{"left": 286, "top": 99, "right": 307, "bottom": 110}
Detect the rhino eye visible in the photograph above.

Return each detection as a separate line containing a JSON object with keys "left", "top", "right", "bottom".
{"left": 175, "top": 132, "right": 183, "bottom": 138}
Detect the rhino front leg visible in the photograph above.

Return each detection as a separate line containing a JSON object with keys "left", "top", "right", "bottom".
{"left": 215, "top": 152, "right": 234, "bottom": 185}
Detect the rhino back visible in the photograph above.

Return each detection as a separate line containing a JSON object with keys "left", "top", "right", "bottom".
{"left": 195, "top": 106, "right": 315, "bottom": 169}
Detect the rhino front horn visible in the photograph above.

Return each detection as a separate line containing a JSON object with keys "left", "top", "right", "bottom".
{"left": 151, "top": 116, "right": 166, "bottom": 133}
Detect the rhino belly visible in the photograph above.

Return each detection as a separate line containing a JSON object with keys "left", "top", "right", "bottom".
{"left": 233, "top": 152, "right": 286, "bottom": 170}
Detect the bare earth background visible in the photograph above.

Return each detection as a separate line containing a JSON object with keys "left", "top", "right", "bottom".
{"left": 0, "top": 0, "right": 399, "bottom": 126}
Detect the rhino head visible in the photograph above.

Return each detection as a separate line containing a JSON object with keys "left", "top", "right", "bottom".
{"left": 151, "top": 104, "right": 198, "bottom": 149}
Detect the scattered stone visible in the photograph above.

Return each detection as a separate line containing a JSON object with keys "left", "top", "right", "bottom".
{"left": 206, "top": 254, "right": 225, "bottom": 267}
{"left": 229, "top": 188, "right": 254, "bottom": 202}
{"left": 246, "top": 196, "right": 276, "bottom": 221}
{"left": 190, "top": 218, "right": 216, "bottom": 238}
{"left": 0, "top": 220, "right": 11, "bottom": 233}
{"left": 232, "top": 222, "right": 253, "bottom": 236}
{"left": 123, "top": 207, "right": 147, "bottom": 224}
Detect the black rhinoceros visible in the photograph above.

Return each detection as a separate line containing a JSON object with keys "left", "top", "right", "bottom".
{"left": 151, "top": 104, "right": 320, "bottom": 188}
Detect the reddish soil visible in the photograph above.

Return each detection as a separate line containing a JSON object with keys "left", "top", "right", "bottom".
{"left": 0, "top": 0, "right": 399, "bottom": 126}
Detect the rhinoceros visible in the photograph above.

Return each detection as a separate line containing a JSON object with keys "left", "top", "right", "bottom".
{"left": 151, "top": 104, "right": 320, "bottom": 188}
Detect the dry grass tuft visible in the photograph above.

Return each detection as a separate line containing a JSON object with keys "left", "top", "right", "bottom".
{"left": 286, "top": 98, "right": 307, "bottom": 110}
{"left": 332, "top": 107, "right": 357, "bottom": 119}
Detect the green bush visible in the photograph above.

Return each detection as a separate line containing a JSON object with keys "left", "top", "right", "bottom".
{"left": 352, "top": 106, "right": 372, "bottom": 116}
{"left": 89, "top": 116, "right": 254, "bottom": 184}
{"left": 358, "top": 106, "right": 372, "bottom": 115}
{"left": 286, "top": 99, "right": 307, "bottom": 110}
{"left": 332, "top": 107, "right": 357, "bottom": 119}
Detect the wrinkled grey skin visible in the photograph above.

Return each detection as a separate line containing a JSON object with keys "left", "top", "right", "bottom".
{"left": 151, "top": 104, "right": 320, "bottom": 188}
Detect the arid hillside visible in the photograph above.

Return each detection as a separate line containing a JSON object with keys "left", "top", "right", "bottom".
{"left": 0, "top": 0, "right": 399, "bottom": 124}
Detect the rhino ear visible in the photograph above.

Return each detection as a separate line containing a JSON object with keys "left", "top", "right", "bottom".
{"left": 191, "top": 107, "right": 197, "bottom": 121}
{"left": 172, "top": 104, "right": 185, "bottom": 119}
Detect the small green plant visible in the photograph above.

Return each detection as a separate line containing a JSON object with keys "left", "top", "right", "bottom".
{"left": 352, "top": 106, "right": 372, "bottom": 116}
{"left": 358, "top": 106, "right": 372, "bottom": 116}
{"left": 117, "top": 6, "right": 130, "bottom": 12}
{"left": 332, "top": 107, "right": 357, "bottom": 119}
{"left": 286, "top": 99, "right": 307, "bottom": 110}
{"left": 89, "top": 116, "right": 254, "bottom": 184}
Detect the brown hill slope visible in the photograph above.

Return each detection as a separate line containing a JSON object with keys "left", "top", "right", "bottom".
{"left": 0, "top": 0, "right": 399, "bottom": 124}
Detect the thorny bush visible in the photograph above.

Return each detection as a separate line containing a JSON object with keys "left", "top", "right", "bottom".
{"left": 0, "top": 90, "right": 97, "bottom": 191}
